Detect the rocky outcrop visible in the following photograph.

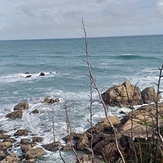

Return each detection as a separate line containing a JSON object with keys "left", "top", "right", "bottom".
{"left": 66, "top": 103, "right": 163, "bottom": 162}
{"left": 102, "top": 80, "right": 143, "bottom": 107}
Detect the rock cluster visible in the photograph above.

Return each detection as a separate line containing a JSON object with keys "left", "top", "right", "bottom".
{"left": 102, "top": 80, "right": 160, "bottom": 107}
{"left": 63, "top": 103, "right": 163, "bottom": 162}
{"left": 0, "top": 128, "right": 45, "bottom": 162}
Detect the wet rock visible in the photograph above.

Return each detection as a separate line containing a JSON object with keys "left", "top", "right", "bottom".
{"left": 102, "top": 80, "right": 143, "bottom": 107}
{"left": 30, "top": 109, "right": 39, "bottom": 114}
{"left": 32, "top": 136, "right": 43, "bottom": 143}
{"left": 25, "top": 147, "right": 45, "bottom": 160}
{"left": 6, "top": 110, "right": 23, "bottom": 119}
{"left": 119, "top": 111, "right": 126, "bottom": 114}
{"left": 25, "top": 75, "right": 32, "bottom": 78}
{"left": 0, "top": 142, "right": 12, "bottom": 150}
{"left": 2, "top": 153, "right": 19, "bottom": 163}
{"left": 42, "top": 141, "right": 61, "bottom": 152}
{"left": 141, "top": 87, "right": 160, "bottom": 104}
{"left": 39, "top": 72, "right": 45, "bottom": 76}
{"left": 42, "top": 97, "right": 60, "bottom": 104}
{"left": 14, "top": 102, "right": 29, "bottom": 111}
{"left": 14, "top": 129, "right": 29, "bottom": 137}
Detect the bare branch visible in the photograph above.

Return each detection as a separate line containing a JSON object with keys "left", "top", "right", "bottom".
{"left": 82, "top": 19, "right": 125, "bottom": 163}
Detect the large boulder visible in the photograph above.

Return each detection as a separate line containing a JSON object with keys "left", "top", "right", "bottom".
{"left": 101, "top": 80, "right": 143, "bottom": 107}
{"left": 141, "top": 87, "right": 160, "bottom": 104}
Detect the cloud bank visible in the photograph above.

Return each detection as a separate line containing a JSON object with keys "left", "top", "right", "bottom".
{"left": 0, "top": 0, "right": 163, "bottom": 40}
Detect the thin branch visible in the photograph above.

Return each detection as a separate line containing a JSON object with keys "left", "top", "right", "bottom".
{"left": 64, "top": 105, "right": 81, "bottom": 163}
{"left": 82, "top": 19, "right": 126, "bottom": 163}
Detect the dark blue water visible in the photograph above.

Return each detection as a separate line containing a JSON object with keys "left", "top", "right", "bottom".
{"left": 0, "top": 35, "right": 163, "bottom": 162}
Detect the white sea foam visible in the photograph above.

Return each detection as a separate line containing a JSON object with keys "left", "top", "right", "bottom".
{"left": 0, "top": 71, "right": 57, "bottom": 83}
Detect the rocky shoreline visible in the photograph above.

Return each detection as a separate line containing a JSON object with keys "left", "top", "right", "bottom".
{"left": 1, "top": 80, "right": 163, "bottom": 162}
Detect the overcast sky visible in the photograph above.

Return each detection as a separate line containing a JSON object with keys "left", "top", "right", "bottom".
{"left": 0, "top": 0, "right": 163, "bottom": 40}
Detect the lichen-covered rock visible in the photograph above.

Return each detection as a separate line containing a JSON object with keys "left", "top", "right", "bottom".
{"left": 14, "top": 102, "right": 29, "bottom": 111}
{"left": 25, "top": 147, "right": 45, "bottom": 160}
{"left": 101, "top": 80, "right": 143, "bottom": 107}
{"left": 6, "top": 111, "right": 23, "bottom": 119}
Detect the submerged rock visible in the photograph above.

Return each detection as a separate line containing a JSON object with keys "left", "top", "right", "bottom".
{"left": 39, "top": 72, "right": 45, "bottom": 76}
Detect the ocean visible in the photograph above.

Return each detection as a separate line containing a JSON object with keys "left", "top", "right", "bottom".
{"left": 0, "top": 35, "right": 163, "bottom": 162}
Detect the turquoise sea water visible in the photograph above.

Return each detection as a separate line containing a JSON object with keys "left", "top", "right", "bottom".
{"left": 0, "top": 35, "right": 163, "bottom": 162}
